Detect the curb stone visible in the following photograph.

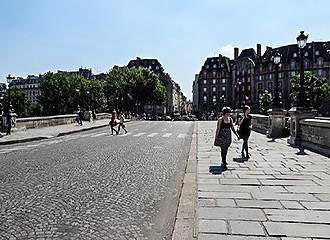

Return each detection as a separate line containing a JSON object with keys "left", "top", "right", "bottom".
{"left": 172, "top": 121, "right": 198, "bottom": 240}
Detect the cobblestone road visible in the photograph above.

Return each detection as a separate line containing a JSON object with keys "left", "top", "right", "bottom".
{"left": 0, "top": 121, "right": 194, "bottom": 240}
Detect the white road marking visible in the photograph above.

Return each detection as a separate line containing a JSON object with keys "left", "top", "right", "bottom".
{"left": 91, "top": 132, "right": 108, "bottom": 137}
{"left": 177, "top": 133, "right": 187, "bottom": 138}
{"left": 133, "top": 132, "right": 146, "bottom": 137}
{"left": 147, "top": 133, "right": 158, "bottom": 137}
{"left": 162, "top": 133, "right": 172, "bottom": 138}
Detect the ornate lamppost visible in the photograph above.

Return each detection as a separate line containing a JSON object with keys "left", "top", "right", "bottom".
{"left": 6, "top": 74, "right": 14, "bottom": 111}
{"left": 288, "top": 31, "right": 316, "bottom": 147}
{"left": 267, "top": 50, "right": 286, "bottom": 139}
{"left": 272, "top": 51, "right": 282, "bottom": 108}
{"left": 296, "top": 31, "right": 309, "bottom": 109}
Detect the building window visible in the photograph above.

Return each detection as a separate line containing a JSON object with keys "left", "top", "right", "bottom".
{"left": 203, "top": 87, "right": 207, "bottom": 93}
{"left": 291, "top": 61, "right": 295, "bottom": 69}
{"left": 247, "top": 77, "right": 250, "bottom": 83}
{"left": 248, "top": 86, "right": 251, "bottom": 91}
{"left": 290, "top": 71, "right": 296, "bottom": 77}
{"left": 315, "top": 50, "right": 320, "bottom": 56}
{"left": 155, "top": 66, "right": 159, "bottom": 70}
{"left": 279, "top": 81, "right": 282, "bottom": 88}
{"left": 248, "top": 69, "right": 251, "bottom": 74}
{"left": 206, "top": 65, "right": 209, "bottom": 69}
{"left": 222, "top": 79, "right": 226, "bottom": 84}
{"left": 268, "top": 82, "right": 273, "bottom": 90}
{"left": 203, "top": 71, "right": 207, "bottom": 77}
{"left": 203, "top": 79, "right": 207, "bottom": 84}
{"left": 213, "top": 71, "right": 216, "bottom": 77}
{"left": 318, "top": 69, "right": 323, "bottom": 76}
{"left": 203, "top": 96, "right": 207, "bottom": 102}
{"left": 304, "top": 52, "right": 309, "bottom": 57}
{"left": 258, "top": 83, "right": 262, "bottom": 90}
{"left": 213, "top": 64, "right": 217, "bottom": 68}
{"left": 259, "top": 75, "right": 262, "bottom": 81}
{"left": 269, "top": 74, "right": 272, "bottom": 80}
{"left": 213, "top": 95, "right": 216, "bottom": 102}
{"left": 293, "top": 52, "right": 297, "bottom": 57}
{"left": 212, "top": 86, "right": 216, "bottom": 92}
{"left": 317, "top": 58, "right": 323, "bottom": 66}
{"left": 212, "top": 79, "right": 216, "bottom": 84}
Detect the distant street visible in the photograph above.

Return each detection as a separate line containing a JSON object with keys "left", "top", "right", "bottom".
{"left": 0, "top": 121, "right": 194, "bottom": 240}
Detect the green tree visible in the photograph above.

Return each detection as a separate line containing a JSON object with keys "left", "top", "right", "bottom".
{"left": 39, "top": 72, "right": 107, "bottom": 116}
{"left": 104, "top": 66, "right": 166, "bottom": 112}
{"left": 290, "top": 71, "right": 330, "bottom": 110}
{"left": 2, "top": 90, "right": 32, "bottom": 117}
{"left": 259, "top": 90, "right": 272, "bottom": 114}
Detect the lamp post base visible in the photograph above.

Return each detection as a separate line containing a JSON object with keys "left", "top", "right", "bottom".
{"left": 267, "top": 108, "right": 287, "bottom": 138}
{"left": 287, "top": 107, "right": 316, "bottom": 146}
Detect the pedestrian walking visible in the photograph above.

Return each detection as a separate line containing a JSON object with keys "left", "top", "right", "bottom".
{"left": 109, "top": 111, "right": 118, "bottom": 135}
{"left": 214, "top": 106, "right": 239, "bottom": 170}
{"left": 77, "top": 108, "right": 84, "bottom": 126}
{"left": 6, "top": 111, "right": 15, "bottom": 135}
{"left": 238, "top": 105, "right": 252, "bottom": 159}
{"left": 117, "top": 113, "right": 127, "bottom": 134}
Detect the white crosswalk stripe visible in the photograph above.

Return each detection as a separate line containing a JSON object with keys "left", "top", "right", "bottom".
{"left": 177, "top": 133, "right": 187, "bottom": 138}
{"left": 91, "top": 132, "right": 108, "bottom": 137}
{"left": 133, "top": 132, "right": 146, "bottom": 137}
{"left": 162, "top": 133, "right": 172, "bottom": 138}
{"left": 118, "top": 132, "right": 132, "bottom": 137}
{"left": 147, "top": 133, "right": 158, "bottom": 137}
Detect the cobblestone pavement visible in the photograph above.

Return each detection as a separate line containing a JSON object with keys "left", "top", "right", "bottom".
{"left": 0, "top": 121, "right": 194, "bottom": 240}
{"left": 196, "top": 121, "right": 330, "bottom": 239}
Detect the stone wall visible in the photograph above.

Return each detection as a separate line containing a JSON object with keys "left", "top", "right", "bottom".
{"left": 299, "top": 118, "right": 330, "bottom": 157}
{"left": 250, "top": 114, "right": 269, "bottom": 134}
{"left": 12, "top": 113, "right": 111, "bottom": 131}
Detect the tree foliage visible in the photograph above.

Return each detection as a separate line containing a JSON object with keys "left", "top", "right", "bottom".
{"left": 259, "top": 90, "right": 272, "bottom": 114}
{"left": 2, "top": 90, "right": 32, "bottom": 117}
{"left": 104, "top": 66, "right": 166, "bottom": 112}
{"left": 290, "top": 71, "right": 330, "bottom": 110}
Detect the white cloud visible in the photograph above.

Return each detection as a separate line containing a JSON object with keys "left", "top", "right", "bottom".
{"left": 219, "top": 44, "right": 236, "bottom": 59}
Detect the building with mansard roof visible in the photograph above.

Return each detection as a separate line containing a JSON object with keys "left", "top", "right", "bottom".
{"left": 127, "top": 57, "right": 185, "bottom": 115}
{"left": 9, "top": 74, "right": 43, "bottom": 102}
{"left": 253, "top": 41, "right": 330, "bottom": 111}
{"left": 197, "top": 54, "right": 232, "bottom": 118}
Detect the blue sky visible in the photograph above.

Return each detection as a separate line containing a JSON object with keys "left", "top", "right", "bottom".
{"left": 1, "top": 0, "right": 329, "bottom": 99}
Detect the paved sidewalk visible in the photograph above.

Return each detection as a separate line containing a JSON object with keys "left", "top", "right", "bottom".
{"left": 196, "top": 121, "right": 330, "bottom": 239}
{"left": 0, "top": 118, "right": 116, "bottom": 145}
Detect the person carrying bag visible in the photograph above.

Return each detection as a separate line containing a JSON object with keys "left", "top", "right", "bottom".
{"left": 214, "top": 107, "right": 239, "bottom": 170}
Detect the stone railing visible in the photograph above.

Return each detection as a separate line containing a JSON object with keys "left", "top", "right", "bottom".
{"left": 2, "top": 113, "right": 111, "bottom": 132}
{"left": 299, "top": 118, "right": 330, "bottom": 156}
{"left": 250, "top": 114, "right": 269, "bottom": 134}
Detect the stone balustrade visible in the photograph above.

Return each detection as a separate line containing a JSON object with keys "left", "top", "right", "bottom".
{"left": 250, "top": 114, "right": 269, "bottom": 134}
{"left": 2, "top": 113, "right": 111, "bottom": 132}
{"left": 299, "top": 118, "right": 330, "bottom": 156}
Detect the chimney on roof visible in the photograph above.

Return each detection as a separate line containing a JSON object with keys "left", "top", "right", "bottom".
{"left": 257, "top": 44, "right": 262, "bottom": 56}
{"left": 234, "top": 47, "right": 239, "bottom": 60}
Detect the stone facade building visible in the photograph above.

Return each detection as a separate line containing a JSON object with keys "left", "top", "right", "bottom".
{"left": 197, "top": 54, "right": 232, "bottom": 118}
{"left": 127, "top": 57, "right": 184, "bottom": 115}
{"left": 253, "top": 42, "right": 330, "bottom": 111}
{"left": 9, "top": 74, "right": 43, "bottom": 102}
{"left": 194, "top": 40, "right": 330, "bottom": 115}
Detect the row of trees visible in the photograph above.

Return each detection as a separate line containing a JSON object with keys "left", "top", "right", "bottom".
{"left": 259, "top": 71, "right": 330, "bottom": 114}
{"left": 1, "top": 67, "right": 166, "bottom": 117}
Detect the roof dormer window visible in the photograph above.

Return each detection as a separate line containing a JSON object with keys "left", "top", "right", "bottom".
{"left": 293, "top": 52, "right": 297, "bottom": 57}
{"left": 315, "top": 50, "right": 320, "bottom": 56}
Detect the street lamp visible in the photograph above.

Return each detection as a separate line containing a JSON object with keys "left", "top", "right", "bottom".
{"left": 272, "top": 51, "right": 282, "bottom": 108}
{"left": 6, "top": 74, "right": 14, "bottom": 111}
{"left": 296, "top": 30, "right": 309, "bottom": 109}
{"left": 238, "top": 81, "right": 242, "bottom": 109}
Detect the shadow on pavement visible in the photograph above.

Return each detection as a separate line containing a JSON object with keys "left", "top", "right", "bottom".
{"left": 233, "top": 157, "right": 248, "bottom": 163}
{"left": 209, "top": 165, "right": 227, "bottom": 174}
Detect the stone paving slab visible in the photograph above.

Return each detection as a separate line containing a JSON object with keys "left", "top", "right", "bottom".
{"left": 196, "top": 121, "right": 330, "bottom": 239}
{"left": 263, "top": 222, "right": 330, "bottom": 238}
